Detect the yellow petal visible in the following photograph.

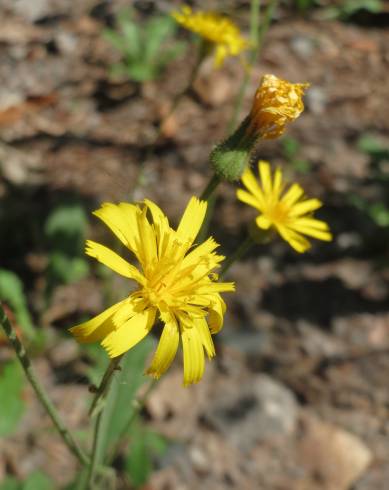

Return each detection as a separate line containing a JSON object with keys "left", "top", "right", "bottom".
{"left": 195, "top": 282, "right": 235, "bottom": 294}
{"left": 181, "top": 237, "right": 219, "bottom": 269}
{"left": 146, "top": 319, "right": 179, "bottom": 379}
{"left": 272, "top": 167, "right": 283, "bottom": 198}
{"left": 277, "top": 225, "right": 311, "bottom": 253}
{"left": 85, "top": 240, "right": 146, "bottom": 284}
{"left": 292, "top": 219, "right": 333, "bottom": 241}
{"left": 281, "top": 183, "right": 304, "bottom": 206}
{"left": 101, "top": 307, "right": 156, "bottom": 358}
{"left": 177, "top": 197, "right": 207, "bottom": 245}
{"left": 256, "top": 215, "right": 272, "bottom": 230}
{"left": 236, "top": 189, "right": 262, "bottom": 211}
{"left": 241, "top": 168, "right": 265, "bottom": 207}
{"left": 93, "top": 203, "right": 141, "bottom": 256}
{"left": 111, "top": 296, "right": 145, "bottom": 329}
{"left": 289, "top": 198, "right": 323, "bottom": 217}
{"left": 69, "top": 299, "right": 126, "bottom": 343}
{"left": 195, "top": 318, "right": 215, "bottom": 358}
{"left": 258, "top": 160, "right": 273, "bottom": 196}
{"left": 136, "top": 208, "right": 158, "bottom": 267}
{"left": 182, "top": 324, "right": 205, "bottom": 386}
{"left": 214, "top": 44, "right": 227, "bottom": 67}
{"left": 208, "top": 295, "right": 226, "bottom": 333}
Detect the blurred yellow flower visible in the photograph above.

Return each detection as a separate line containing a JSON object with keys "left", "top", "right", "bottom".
{"left": 248, "top": 74, "right": 310, "bottom": 139}
{"left": 237, "top": 161, "right": 332, "bottom": 252}
{"left": 70, "top": 197, "right": 234, "bottom": 386}
{"left": 172, "top": 5, "right": 249, "bottom": 67}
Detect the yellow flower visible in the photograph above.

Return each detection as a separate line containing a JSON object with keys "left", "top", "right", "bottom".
{"left": 172, "top": 5, "right": 249, "bottom": 67}
{"left": 237, "top": 161, "right": 332, "bottom": 252}
{"left": 248, "top": 74, "right": 310, "bottom": 139}
{"left": 70, "top": 197, "right": 234, "bottom": 386}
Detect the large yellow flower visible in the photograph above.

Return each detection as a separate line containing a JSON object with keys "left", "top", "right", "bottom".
{"left": 172, "top": 5, "right": 249, "bottom": 67}
{"left": 70, "top": 197, "right": 234, "bottom": 385}
{"left": 248, "top": 74, "right": 310, "bottom": 139}
{"left": 237, "top": 161, "right": 332, "bottom": 252}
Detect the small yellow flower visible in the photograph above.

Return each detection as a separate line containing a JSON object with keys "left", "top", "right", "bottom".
{"left": 237, "top": 161, "right": 332, "bottom": 252}
{"left": 248, "top": 74, "right": 310, "bottom": 139}
{"left": 172, "top": 5, "right": 249, "bottom": 67}
{"left": 70, "top": 197, "right": 234, "bottom": 386}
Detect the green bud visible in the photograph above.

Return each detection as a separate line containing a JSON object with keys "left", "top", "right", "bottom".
{"left": 210, "top": 117, "right": 258, "bottom": 182}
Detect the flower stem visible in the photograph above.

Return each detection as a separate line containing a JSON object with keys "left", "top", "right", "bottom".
{"left": 86, "top": 356, "right": 124, "bottom": 489}
{"left": 0, "top": 303, "right": 89, "bottom": 466}
{"left": 199, "top": 0, "right": 266, "bottom": 206}
{"left": 89, "top": 355, "right": 123, "bottom": 417}
{"left": 220, "top": 236, "right": 255, "bottom": 278}
{"left": 199, "top": 174, "right": 221, "bottom": 201}
{"left": 160, "top": 39, "right": 206, "bottom": 128}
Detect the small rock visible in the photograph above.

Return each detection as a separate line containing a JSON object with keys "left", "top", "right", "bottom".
{"left": 298, "top": 412, "right": 372, "bottom": 490}
{"left": 203, "top": 375, "right": 297, "bottom": 451}
{"left": 305, "top": 86, "right": 327, "bottom": 115}
{"left": 290, "top": 35, "right": 316, "bottom": 60}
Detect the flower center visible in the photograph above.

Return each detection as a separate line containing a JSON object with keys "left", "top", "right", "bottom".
{"left": 266, "top": 202, "right": 290, "bottom": 226}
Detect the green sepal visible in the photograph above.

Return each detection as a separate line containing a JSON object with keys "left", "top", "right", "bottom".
{"left": 210, "top": 117, "right": 258, "bottom": 182}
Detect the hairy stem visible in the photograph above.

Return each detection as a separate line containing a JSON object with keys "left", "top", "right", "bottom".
{"left": 86, "top": 356, "right": 124, "bottom": 489}
{"left": 0, "top": 303, "right": 89, "bottom": 466}
{"left": 219, "top": 236, "right": 255, "bottom": 278}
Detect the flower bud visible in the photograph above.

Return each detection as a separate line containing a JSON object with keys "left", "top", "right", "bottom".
{"left": 248, "top": 74, "right": 310, "bottom": 139}
{"left": 210, "top": 74, "right": 309, "bottom": 182}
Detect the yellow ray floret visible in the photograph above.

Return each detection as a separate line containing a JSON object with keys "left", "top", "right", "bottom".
{"left": 237, "top": 161, "right": 332, "bottom": 252}
{"left": 69, "top": 197, "right": 234, "bottom": 386}
{"left": 172, "top": 5, "right": 249, "bottom": 67}
{"left": 248, "top": 74, "right": 310, "bottom": 139}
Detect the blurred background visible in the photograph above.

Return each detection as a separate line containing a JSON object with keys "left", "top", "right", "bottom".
{"left": 0, "top": 0, "right": 389, "bottom": 488}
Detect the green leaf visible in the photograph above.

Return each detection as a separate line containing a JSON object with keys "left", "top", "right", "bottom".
{"left": 143, "top": 16, "right": 176, "bottom": 63}
{"left": 118, "top": 9, "right": 141, "bottom": 59}
{"left": 282, "top": 136, "right": 300, "bottom": 159}
{"left": 0, "top": 269, "right": 34, "bottom": 338}
{"left": 22, "top": 471, "right": 52, "bottom": 490}
{"left": 369, "top": 203, "right": 389, "bottom": 227}
{"left": 125, "top": 420, "right": 168, "bottom": 488}
{"left": 343, "top": 0, "right": 382, "bottom": 15}
{"left": 49, "top": 253, "right": 89, "bottom": 285}
{"left": 0, "top": 362, "right": 25, "bottom": 437}
{"left": 0, "top": 477, "right": 21, "bottom": 490}
{"left": 98, "top": 336, "right": 155, "bottom": 459}
{"left": 45, "top": 203, "right": 87, "bottom": 246}
{"left": 126, "top": 421, "right": 152, "bottom": 488}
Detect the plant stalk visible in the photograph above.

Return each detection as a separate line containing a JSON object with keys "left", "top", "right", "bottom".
{"left": 85, "top": 356, "right": 124, "bottom": 489}
{"left": 0, "top": 303, "right": 89, "bottom": 466}
{"left": 219, "top": 236, "right": 255, "bottom": 278}
{"left": 89, "top": 355, "right": 123, "bottom": 417}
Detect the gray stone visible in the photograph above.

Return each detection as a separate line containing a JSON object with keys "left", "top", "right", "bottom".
{"left": 203, "top": 375, "right": 298, "bottom": 451}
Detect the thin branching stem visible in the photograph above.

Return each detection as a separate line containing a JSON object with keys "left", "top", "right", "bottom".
{"left": 219, "top": 236, "right": 255, "bottom": 278}
{"left": 0, "top": 303, "right": 89, "bottom": 466}
{"left": 199, "top": 0, "right": 266, "bottom": 204}
{"left": 86, "top": 356, "right": 124, "bottom": 489}
{"left": 89, "top": 355, "right": 123, "bottom": 417}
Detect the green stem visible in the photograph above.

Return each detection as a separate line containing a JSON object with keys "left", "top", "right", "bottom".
{"left": 220, "top": 236, "right": 255, "bottom": 278}
{"left": 0, "top": 303, "right": 89, "bottom": 466}
{"left": 86, "top": 356, "right": 124, "bottom": 489}
{"left": 86, "top": 410, "right": 103, "bottom": 489}
{"left": 228, "top": 0, "right": 262, "bottom": 133}
{"left": 130, "top": 41, "right": 206, "bottom": 201}
{"left": 199, "top": 174, "right": 221, "bottom": 201}
{"left": 199, "top": 0, "right": 265, "bottom": 205}
{"left": 89, "top": 355, "right": 123, "bottom": 417}
{"left": 161, "top": 39, "right": 206, "bottom": 127}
